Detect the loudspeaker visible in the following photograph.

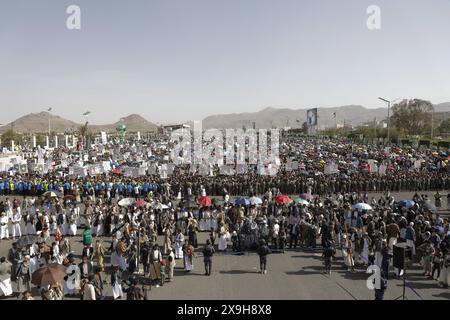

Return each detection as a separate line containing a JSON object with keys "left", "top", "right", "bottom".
{"left": 393, "top": 243, "right": 412, "bottom": 270}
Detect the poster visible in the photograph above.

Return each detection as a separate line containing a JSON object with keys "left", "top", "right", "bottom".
{"left": 306, "top": 108, "right": 318, "bottom": 126}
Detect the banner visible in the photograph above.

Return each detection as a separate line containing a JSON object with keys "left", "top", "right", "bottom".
{"left": 367, "top": 160, "right": 378, "bottom": 173}
{"left": 19, "top": 164, "right": 28, "bottom": 174}
{"left": 324, "top": 162, "right": 339, "bottom": 175}
{"left": 306, "top": 108, "right": 318, "bottom": 126}
{"left": 61, "top": 160, "right": 69, "bottom": 168}
{"left": 102, "top": 161, "right": 111, "bottom": 172}
{"left": 88, "top": 164, "right": 103, "bottom": 175}
{"left": 414, "top": 160, "right": 422, "bottom": 169}
{"left": 101, "top": 132, "right": 108, "bottom": 145}
{"left": 70, "top": 166, "right": 86, "bottom": 177}
{"left": 138, "top": 166, "right": 147, "bottom": 176}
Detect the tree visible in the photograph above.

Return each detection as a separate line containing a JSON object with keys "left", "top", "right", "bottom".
{"left": 301, "top": 122, "right": 308, "bottom": 133}
{"left": 438, "top": 118, "right": 450, "bottom": 135}
{"left": 1, "top": 129, "right": 22, "bottom": 148}
{"left": 36, "top": 134, "right": 46, "bottom": 147}
{"left": 390, "top": 99, "right": 434, "bottom": 135}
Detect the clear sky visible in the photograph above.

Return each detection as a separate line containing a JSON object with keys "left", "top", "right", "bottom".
{"left": 1, "top": 0, "right": 449, "bottom": 125}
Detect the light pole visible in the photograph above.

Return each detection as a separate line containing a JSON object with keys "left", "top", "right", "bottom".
{"left": 83, "top": 111, "right": 91, "bottom": 149}
{"left": 83, "top": 111, "right": 91, "bottom": 124}
{"left": 378, "top": 97, "right": 400, "bottom": 145}
{"left": 431, "top": 107, "right": 435, "bottom": 139}
{"left": 45, "top": 107, "right": 53, "bottom": 136}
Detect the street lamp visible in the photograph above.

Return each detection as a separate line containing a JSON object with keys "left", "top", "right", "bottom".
{"left": 378, "top": 97, "right": 400, "bottom": 144}
{"left": 82, "top": 111, "right": 91, "bottom": 150}
{"left": 45, "top": 107, "right": 53, "bottom": 136}
{"left": 83, "top": 111, "right": 91, "bottom": 124}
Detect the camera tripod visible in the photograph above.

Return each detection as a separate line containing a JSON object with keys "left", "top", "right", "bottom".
{"left": 394, "top": 269, "right": 408, "bottom": 300}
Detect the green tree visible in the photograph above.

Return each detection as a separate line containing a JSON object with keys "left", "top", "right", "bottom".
{"left": 1, "top": 129, "right": 23, "bottom": 148}
{"left": 391, "top": 99, "right": 434, "bottom": 135}
{"left": 36, "top": 133, "right": 45, "bottom": 147}
{"left": 438, "top": 118, "right": 450, "bottom": 135}
{"left": 301, "top": 122, "right": 308, "bottom": 133}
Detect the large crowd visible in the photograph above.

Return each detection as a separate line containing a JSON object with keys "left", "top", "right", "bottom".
{"left": 0, "top": 133, "right": 449, "bottom": 300}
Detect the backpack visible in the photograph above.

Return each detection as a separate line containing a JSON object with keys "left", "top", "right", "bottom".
{"left": 83, "top": 230, "right": 92, "bottom": 246}
{"left": 258, "top": 245, "right": 269, "bottom": 256}
{"left": 203, "top": 246, "right": 213, "bottom": 257}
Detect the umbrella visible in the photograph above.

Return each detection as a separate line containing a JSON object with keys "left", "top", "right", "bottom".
{"left": 118, "top": 198, "right": 135, "bottom": 207}
{"left": 15, "top": 235, "right": 40, "bottom": 249}
{"left": 31, "top": 264, "right": 67, "bottom": 287}
{"left": 151, "top": 202, "right": 169, "bottom": 210}
{"left": 299, "top": 193, "right": 314, "bottom": 201}
{"left": 197, "top": 196, "right": 212, "bottom": 207}
{"left": 63, "top": 194, "right": 76, "bottom": 201}
{"left": 43, "top": 191, "right": 59, "bottom": 198}
{"left": 424, "top": 202, "right": 437, "bottom": 213}
{"left": 235, "top": 197, "right": 251, "bottom": 206}
{"left": 275, "top": 195, "right": 293, "bottom": 205}
{"left": 352, "top": 203, "right": 373, "bottom": 211}
{"left": 183, "top": 200, "right": 198, "bottom": 208}
{"left": 294, "top": 198, "right": 310, "bottom": 206}
{"left": 398, "top": 200, "right": 415, "bottom": 208}
{"left": 135, "top": 199, "right": 147, "bottom": 208}
{"left": 214, "top": 199, "right": 225, "bottom": 206}
{"left": 249, "top": 196, "right": 263, "bottom": 205}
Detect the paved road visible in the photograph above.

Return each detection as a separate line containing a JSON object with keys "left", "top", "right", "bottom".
{"left": 0, "top": 191, "right": 449, "bottom": 300}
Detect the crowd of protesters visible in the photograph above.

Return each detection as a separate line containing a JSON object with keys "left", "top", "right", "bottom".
{"left": 0, "top": 134, "right": 449, "bottom": 300}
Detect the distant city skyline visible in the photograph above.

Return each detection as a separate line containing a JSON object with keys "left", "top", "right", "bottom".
{"left": 1, "top": 0, "right": 449, "bottom": 125}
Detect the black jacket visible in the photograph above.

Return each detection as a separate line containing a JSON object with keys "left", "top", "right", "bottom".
{"left": 202, "top": 245, "right": 215, "bottom": 257}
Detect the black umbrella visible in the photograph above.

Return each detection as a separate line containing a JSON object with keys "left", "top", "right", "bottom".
{"left": 15, "top": 235, "right": 40, "bottom": 248}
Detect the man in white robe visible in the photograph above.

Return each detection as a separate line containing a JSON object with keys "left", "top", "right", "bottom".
{"left": 174, "top": 230, "right": 184, "bottom": 259}
{"left": 0, "top": 212, "right": 9, "bottom": 240}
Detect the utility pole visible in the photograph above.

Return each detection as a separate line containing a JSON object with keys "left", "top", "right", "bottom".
{"left": 378, "top": 97, "right": 400, "bottom": 145}
{"left": 46, "top": 107, "right": 53, "bottom": 136}
{"left": 374, "top": 117, "right": 377, "bottom": 140}
{"left": 431, "top": 108, "right": 434, "bottom": 139}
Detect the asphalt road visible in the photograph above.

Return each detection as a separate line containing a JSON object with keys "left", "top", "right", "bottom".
{"left": 0, "top": 191, "right": 449, "bottom": 300}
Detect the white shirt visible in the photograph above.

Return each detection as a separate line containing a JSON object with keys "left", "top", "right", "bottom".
{"left": 83, "top": 283, "right": 96, "bottom": 300}
{"left": 273, "top": 223, "right": 280, "bottom": 237}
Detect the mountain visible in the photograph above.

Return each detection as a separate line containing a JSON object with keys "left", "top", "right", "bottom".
{"left": 90, "top": 114, "right": 158, "bottom": 133}
{"left": 0, "top": 112, "right": 158, "bottom": 134}
{"left": 0, "top": 112, "right": 80, "bottom": 134}
{"left": 435, "top": 102, "right": 450, "bottom": 113}
{"left": 202, "top": 103, "right": 450, "bottom": 129}
{"left": 202, "top": 105, "right": 386, "bottom": 129}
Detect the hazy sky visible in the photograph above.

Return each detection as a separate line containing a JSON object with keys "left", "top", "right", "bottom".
{"left": 1, "top": 0, "right": 449, "bottom": 125}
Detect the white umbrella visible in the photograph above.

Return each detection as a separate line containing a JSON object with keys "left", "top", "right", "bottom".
{"left": 352, "top": 203, "right": 373, "bottom": 211}
{"left": 118, "top": 198, "right": 135, "bottom": 207}
{"left": 295, "top": 198, "right": 310, "bottom": 206}
{"left": 249, "top": 196, "right": 263, "bottom": 205}
{"left": 151, "top": 202, "right": 169, "bottom": 210}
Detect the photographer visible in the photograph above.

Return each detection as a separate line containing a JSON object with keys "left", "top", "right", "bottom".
{"left": 122, "top": 277, "right": 144, "bottom": 300}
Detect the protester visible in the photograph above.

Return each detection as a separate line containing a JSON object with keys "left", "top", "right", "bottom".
{"left": 0, "top": 133, "right": 448, "bottom": 300}
{"left": 202, "top": 239, "right": 215, "bottom": 276}
{"left": 257, "top": 240, "right": 271, "bottom": 275}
